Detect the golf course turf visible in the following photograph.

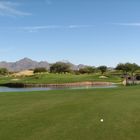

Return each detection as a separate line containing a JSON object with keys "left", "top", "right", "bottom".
{"left": 0, "top": 73, "right": 122, "bottom": 85}
{"left": 0, "top": 86, "right": 140, "bottom": 140}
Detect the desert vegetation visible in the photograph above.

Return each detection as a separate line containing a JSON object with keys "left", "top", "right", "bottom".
{"left": 0, "top": 62, "right": 140, "bottom": 86}
{"left": 50, "top": 62, "right": 71, "bottom": 73}
{"left": 0, "top": 68, "right": 8, "bottom": 76}
{"left": 33, "top": 67, "right": 47, "bottom": 74}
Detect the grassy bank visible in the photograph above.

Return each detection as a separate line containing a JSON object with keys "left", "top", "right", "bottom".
{"left": 0, "top": 73, "right": 122, "bottom": 85}
{"left": 0, "top": 86, "right": 140, "bottom": 140}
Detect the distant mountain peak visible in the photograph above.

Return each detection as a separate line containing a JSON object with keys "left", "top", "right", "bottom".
{"left": 18, "top": 57, "right": 35, "bottom": 62}
{"left": 0, "top": 58, "right": 49, "bottom": 72}
{"left": 22, "top": 57, "right": 32, "bottom": 60}
{"left": 0, "top": 58, "right": 87, "bottom": 72}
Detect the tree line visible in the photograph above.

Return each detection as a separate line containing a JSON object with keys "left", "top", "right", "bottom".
{"left": 33, "top": 62, "right": 140, "bottom": 76}
{"left": 33, "top": 62, "right": 108, "bottom": 75}
{"left": 33, "top": 62, "right": 140, "bottom": 85}
{"left": 0, "top": 62, "right": 140, "bottom": 79}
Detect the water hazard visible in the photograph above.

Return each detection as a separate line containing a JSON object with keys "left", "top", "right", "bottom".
{"left": 0, "top": 85, "right": 117, "bottom": 92}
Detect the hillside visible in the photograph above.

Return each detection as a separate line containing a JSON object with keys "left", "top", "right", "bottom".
{"left": 0, "top": 58, "right": 89, "bottom": 72}
{"left": 0, "top": 58, "right": 50, "bottom": 72}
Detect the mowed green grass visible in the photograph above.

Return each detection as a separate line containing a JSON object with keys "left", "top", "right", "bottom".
{"left": 0, "top": 73, "right": 121, "bottom": 84}
{"left": 0, "top": 86, "right": 140, "bottom": 140}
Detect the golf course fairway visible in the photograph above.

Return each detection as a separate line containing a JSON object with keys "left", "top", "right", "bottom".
{"left": 0, "top": 86, "right": 140, "bottom": 140}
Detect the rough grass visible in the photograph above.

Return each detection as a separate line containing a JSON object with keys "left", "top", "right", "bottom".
{"left": 0, "top": 86, "right": 140, "bottom": 140}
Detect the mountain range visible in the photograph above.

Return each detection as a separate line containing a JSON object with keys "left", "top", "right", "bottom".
{"left": 0, "top": 58, "right": 88, "bottom": 72}
{"left": 0, "top": 58, "right": 50, "bottom": 72}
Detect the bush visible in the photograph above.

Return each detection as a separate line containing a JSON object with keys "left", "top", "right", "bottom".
{"left": 34, "top": 67, "right": 47, "bottom": 73}
{"left": 50, "top": 62, "right": 71, "bottom": 73}
{"left": 98, "top": 66, "right": 107, "bottom": 75}
{"left": 0, "top": 68, "right": 8, "bottom": 75}
{"left": 71, "top": 70, "right": 80, "bottom": 75}
{"left": 79, "top": 66, "right": 95, "bottom": 74}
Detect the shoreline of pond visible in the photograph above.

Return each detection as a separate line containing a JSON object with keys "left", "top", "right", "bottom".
{"left": 0, "top": 81, "right": 114, "bottom": 88}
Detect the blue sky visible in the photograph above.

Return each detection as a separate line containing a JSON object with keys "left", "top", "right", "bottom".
{"left": 0, "top": 0, "right": 140, "bottom": 66}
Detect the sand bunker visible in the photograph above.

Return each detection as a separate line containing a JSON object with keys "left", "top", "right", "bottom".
{"left": 12, "top": 70, "right": 34, "bottom": 77}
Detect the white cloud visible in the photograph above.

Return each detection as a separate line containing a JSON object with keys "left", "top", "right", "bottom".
{"left": 21, "top": 25, "right": 94, "bottom": 32}
{"left": 68, "top": 25, "right": 94, "bottom": 29}
{"left": 0, "top": 1, "right": 31, "bottom": 17}
{"left": 22, "top": 25, "right": 61, "bottom": 32}
{"left": 113, "top": 23, "right": 140, "bottom": 26}
{"left": 0, "top": 25, "right": 94, "bottom": 32}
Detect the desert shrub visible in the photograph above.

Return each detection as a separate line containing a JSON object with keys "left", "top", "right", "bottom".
{"left": 50, "top": 62, "right": 71, "bottom": 73}
{"left": 34, "top": 67, "right": 47, "bottom": 73}
{"left": 0, "top": 68, "right": 8, "bottom": 75}
{"left": 79, "top": 66, "right": 95, "bottom": 74}
{"left": 98, "top": 66, "right": 107, "bottom": 75}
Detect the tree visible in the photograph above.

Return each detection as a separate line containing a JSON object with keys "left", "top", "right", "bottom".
{"left": 79, "top": 66, "right": 95, "bottom": 74}
{"left": 126, "top": 63, "right": 139, "bottom": 76}
{"left": 125, "top": 63, "right": 139, "bottom": 84}
{"left": 0, "top": 68, "right": 8, "bottom": 75}
{"left": 116, "top": 63, "right": 132, "bottom": 85}
{"left": 98, "top": 66, "right": 107, "bottom": 75}
{"left": 116, "top": 63, "right": 139, "bottom": 85}
{"left": 50, "top": 62, "right": 71, "bottom": 73}
{"left": 33, "top": 67, "right": 47, "bottom": 74}
{"left": 116, "top": 63, "right": 130, "bottom": 75}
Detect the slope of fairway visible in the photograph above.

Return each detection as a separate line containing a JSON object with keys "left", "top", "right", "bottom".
{"left": 0, "top": 86, "right": 140, "bottom": 140}
{"left": 0, "top": 73, "right": 121, "bottom": 85}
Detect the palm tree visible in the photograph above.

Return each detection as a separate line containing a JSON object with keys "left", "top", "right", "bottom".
{"left": 125, "top": 63, "right": 139, "bottom": 84}
{"left": 116, "top": 63, "right": 139, "bottom": 85}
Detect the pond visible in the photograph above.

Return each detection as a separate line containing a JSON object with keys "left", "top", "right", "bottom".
{"left": 0, "top": 85, "right": 117, "bottom": 92}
